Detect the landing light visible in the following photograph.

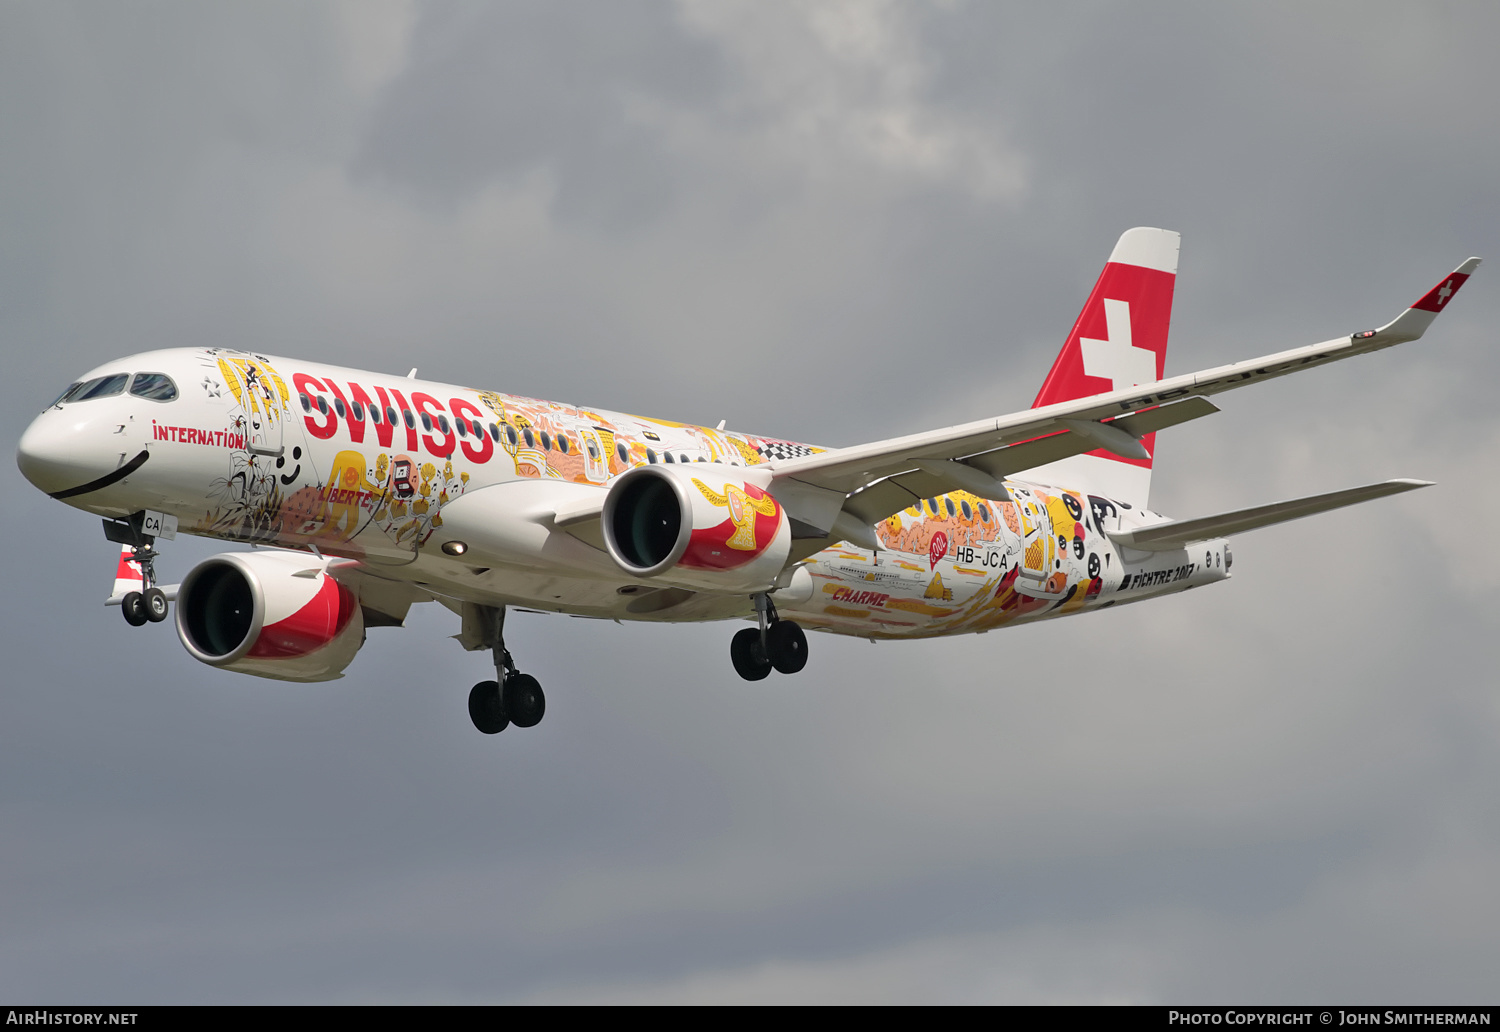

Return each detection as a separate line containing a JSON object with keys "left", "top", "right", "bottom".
{"left": 441, "top": 541, "right": 468, "bottom": 557}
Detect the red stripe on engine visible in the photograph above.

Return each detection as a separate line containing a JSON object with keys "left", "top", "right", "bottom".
{"left": 247, "top": 576, "right": 357, "bottom": 659}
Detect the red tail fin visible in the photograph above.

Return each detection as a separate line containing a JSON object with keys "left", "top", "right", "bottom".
{"left": 1025, "top": 227, "right": 1179, "bottom": 506}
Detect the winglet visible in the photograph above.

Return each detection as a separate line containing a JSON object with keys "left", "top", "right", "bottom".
{"left": 1368, "top": 257, "right": 1481, "bottom": 346}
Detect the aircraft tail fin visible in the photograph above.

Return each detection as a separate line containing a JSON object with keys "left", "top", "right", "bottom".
{"left": 1107, "top": 478, "right": 1432, "bottom": 552}
{"left": 1024, "top": 227, "right": 1179, "bottom": 508}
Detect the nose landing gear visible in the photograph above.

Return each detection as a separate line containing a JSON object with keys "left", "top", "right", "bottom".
{"left": 105, "top": 515, "right": 171, "bottom": 629}
{"left": 466, "top": 605, "right": 546, "bottom": 735}
{"left": 730, "top": 593, "right": 809, "bottom": 681}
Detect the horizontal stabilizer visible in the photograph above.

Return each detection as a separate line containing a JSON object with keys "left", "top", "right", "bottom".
{"left": 1108, "top": 478, "right": 1432, "bottom": 552}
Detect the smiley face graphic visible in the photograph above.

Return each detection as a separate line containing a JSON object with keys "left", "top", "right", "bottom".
{"left": 276, "top": 445, "right": 302, "bottom": 485}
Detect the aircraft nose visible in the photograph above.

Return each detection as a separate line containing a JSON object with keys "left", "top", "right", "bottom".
{"left": 16, "top": 410, "right": 139, "bottom": 498}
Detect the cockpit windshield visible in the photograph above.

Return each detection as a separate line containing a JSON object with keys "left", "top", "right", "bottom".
{"left": 70, "top": 374, "right": 130, "bottom": 403}
{"left": 49, "top": 371, "right": 177, "bottom": 409}
{"left": 49, "top": 382, "right": 82, "bottom": 408}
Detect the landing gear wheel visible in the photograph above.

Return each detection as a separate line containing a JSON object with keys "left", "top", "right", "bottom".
{"left": 143, "top": 587, "right": 169, "bottom": 623}
{"left": 503, "top": 673, "right": 546, "bottom": 728}
{"left": 731, "top": 627, "right": 773, "bottom": 681}
{"left": 468, "top": 680, "right": 509, "bottom": 734}
{"left": 121, "top": 591, "right": 148, "bottom": 627}
{"left": 767, "top": 620, "right": 808, "bottom": 674}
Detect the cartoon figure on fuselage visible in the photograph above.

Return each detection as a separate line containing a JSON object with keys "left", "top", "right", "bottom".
{"left": 15, "top": 230, "right": 1476, "bottom": 739}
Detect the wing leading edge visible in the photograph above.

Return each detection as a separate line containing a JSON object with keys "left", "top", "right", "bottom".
{"left": 768, "top": 254, "right": 1479, "bottom": 541}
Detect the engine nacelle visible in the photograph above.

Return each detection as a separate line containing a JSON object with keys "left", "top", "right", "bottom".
{"left": 175, "top": 551, "right": 364, "bottom": 682}
{"left": 602, "top": 465, "right": 792, "bottom": 593}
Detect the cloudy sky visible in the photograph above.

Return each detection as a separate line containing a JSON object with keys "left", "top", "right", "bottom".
{"left": 3, "top": 1, "right": 1498, "bottom": 1004}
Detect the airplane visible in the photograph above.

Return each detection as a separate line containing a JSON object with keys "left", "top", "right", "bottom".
{"left": 15, "top": 229, "right": 1478, "bottom": 736}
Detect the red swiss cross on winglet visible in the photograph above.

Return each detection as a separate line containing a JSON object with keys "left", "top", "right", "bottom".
{"left": 1413, "top": 272, "right": 1472, "bottom": 312}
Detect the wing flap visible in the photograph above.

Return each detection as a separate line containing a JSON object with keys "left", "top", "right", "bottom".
{"left": 1108, "top": 478, "right": 1432, "bottom": 551}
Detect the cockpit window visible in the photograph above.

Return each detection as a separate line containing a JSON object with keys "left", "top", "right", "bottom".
{"left": 49, "top": 382, "right": 83, "bottom": 408}
{"left": 67, "top": 374, "right": 130, "bottom": 403}
{"left": 128, "top": 373, "right": 178, "bottom": 402}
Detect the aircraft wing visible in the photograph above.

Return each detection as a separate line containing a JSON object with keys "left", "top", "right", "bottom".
{"left": 768, "top": 258, "right": 1479, "bottom": 537}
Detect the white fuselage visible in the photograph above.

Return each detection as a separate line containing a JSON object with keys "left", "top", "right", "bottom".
{"left": 18, "top": 348, "right": 1230, "bottom": 639}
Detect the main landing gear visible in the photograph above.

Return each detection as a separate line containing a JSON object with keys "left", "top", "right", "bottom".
{"left": 730, "top": 593, "right": 808, "bottom": 681}
{"left": 467, "top": 605, "right": 546, "bottom": 735}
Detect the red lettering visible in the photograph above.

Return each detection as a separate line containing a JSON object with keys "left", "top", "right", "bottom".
{"left": 324, "top": 381, "right": 362, "bottom": 444}
{"left": 386, "top": 388, "right": 420, "bottom": 452}
{"left": 347, "top": 382, "right": 384, "bottom": 447}
{"left": 295, "top": 373, "right": 337, "bottom": 440}
{"left": 413, "top": 393, "right": 454, "bottom": 458}
{"left": 368, "top": 386, "right": 397, "bottom": 449}
{"left": 450, "top": 398, "right": 493, "bottom": 464}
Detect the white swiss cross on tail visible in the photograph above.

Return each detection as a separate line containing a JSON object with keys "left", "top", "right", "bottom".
{"left": 1079, "top": 298, "right": 1157, "bottom": 391}
{"left": 1027, "top": 227, "right": 1180, "bottom": 508}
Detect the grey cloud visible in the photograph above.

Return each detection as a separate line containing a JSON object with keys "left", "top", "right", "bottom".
{"left": 3, "top": 0, "right": 1499, "bottom": 1004}
{"left": 354, "top": 0, "right": 723, "bottom": 229}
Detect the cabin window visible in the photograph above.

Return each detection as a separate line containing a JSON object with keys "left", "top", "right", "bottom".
{"left": 616, "top": 442, "right": 628, "bottom": 463}
{"left": 333, "top": 398, "right": 347, "bottom": 418}
{"left": 421, "top": 412, "right": 433, "bottom": 431}
{"left": 522, "top": 428, "right": 535, "bottom": 449}
{"left": 505, "top": 425, "right": 518, "bottom": 447}
{"left": 387, "top": 406, "right": 399, "bottom": 425}
{"left": 402, "top": 409, "right": 414, "bottom": 429}
{"left": 437, "top": 414, "right": 450, "bottom": 435}
{"left": 978, "top": 504, "right": 991, "bottom": 523}
{"left": 351, "top": 401, "right": 364, "bottom": 421}
{"left": 539, "top": 431, "right": 552, "bottom": 451}
{"left": 646, "top": 448, "right": 657, "bottom": 463}
{"left": 129, "top": 373, "right": 178, "bottom": 402}
{"left": 961, "top": 500, "right": 972, "bottom": 520}
{"left": 557, "top": 434, "right": 570, "bottom": 455}
{"left": 472, "top": 419, "right": 484, "bottom": 438}
{"left": 455, "top": 418, "right": 467, "bottom": 437}
{"left": 369, "top": 405, "right": 381, "bottom": 424}
{"left": 489, "top": 424, "right": 501, "bottom": 442}
{"left": 299, "top": 393, "right": 311, "bottom": 412}
{"left": 663, "top": 452, "right": 675, "bottom": 463}
{"left": 317, "top": 396, "right": 328, "bottom": 415}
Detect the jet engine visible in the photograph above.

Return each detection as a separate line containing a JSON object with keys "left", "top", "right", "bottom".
{"left": 601, "top": 465, "right": 792, "bottom": 593}
{"left": 175, "top": 550, "right": 364, "bottom": 682}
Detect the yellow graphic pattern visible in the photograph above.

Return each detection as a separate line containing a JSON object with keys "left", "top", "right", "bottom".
{"left": 693, "top": 478, "right": 777, "bottom": 551}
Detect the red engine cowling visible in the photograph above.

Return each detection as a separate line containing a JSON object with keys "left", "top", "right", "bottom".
{"left": 601, "top": 465, "right": 792, "bottom": 593}
{"left": 175, "top": 551, "right": 364, "bottom": 682}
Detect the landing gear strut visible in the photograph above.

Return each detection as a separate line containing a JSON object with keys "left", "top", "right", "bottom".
{"left": 730, "top": 593, "right": 808, "bottom": 681}
{"left": 109, "top": 520, "right": 169, "bottom": 628}
{"left": 467, "top": 605, "right": 546, "bottom": 735}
